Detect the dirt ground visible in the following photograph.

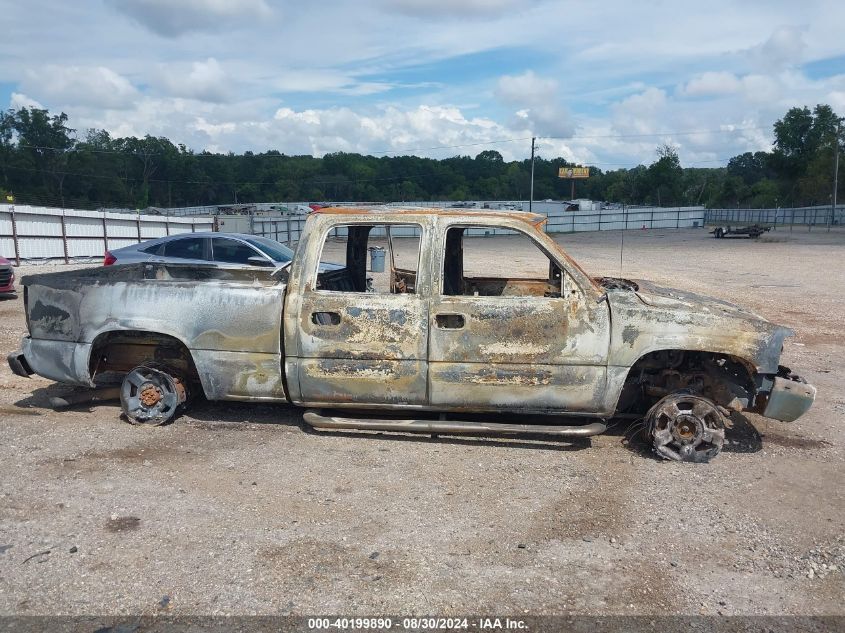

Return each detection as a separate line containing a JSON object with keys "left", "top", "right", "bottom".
{"left": 0, "top": 226, "right": 843, "bottom": 616}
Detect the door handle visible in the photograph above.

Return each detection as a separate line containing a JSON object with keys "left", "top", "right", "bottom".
{"left": 435, "top": 313, "right": 465, "bottom": 329}
{"left": 312, "top": 311, "right": 341, "bottom": 325}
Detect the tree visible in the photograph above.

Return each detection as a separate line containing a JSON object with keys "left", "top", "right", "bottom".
{"left": 749, "top": 179, "right": 780, "bottom": 208}
{"left": 647, "top": 144, "right": 683, "bottom": 206}
{"left": 0, "top": 110, "right": 15, "bottom": 189}
{"left": 476, "top": 150, "right": 504, "bottom": 163}
{"left": 772, "top": 105, "right": 843, "bottom": 182}
{"left": 13, "top": 108, "right": 75, "bottom": 206}
{"left": 727, "top": 152, "right": 772, "bottom": 185}
{"left": 0, "top": 103, "right": 839, "bottom": 211}
{"left": 773, "top": 106, "right": 814, "bottom": 163}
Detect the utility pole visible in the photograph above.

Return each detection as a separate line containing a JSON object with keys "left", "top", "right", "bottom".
{"left": 529, "top": 136, "right": 535, "bottom": 213}
{"left": 832, "top": 121, "right": 840, "bottom": 232}
{"left": 620, "top": 203, "right": 626, "bottom": 277}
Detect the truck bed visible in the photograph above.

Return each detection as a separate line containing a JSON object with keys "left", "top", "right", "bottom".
{"left": 21, "top": 262, "right": 289, "bottom": 402}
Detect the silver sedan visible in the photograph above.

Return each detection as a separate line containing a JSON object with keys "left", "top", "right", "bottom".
{"left": 105, "top": 232, "right": 298, "bottom": 268}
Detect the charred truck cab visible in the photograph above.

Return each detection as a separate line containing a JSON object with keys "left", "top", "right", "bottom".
{"left": 8, "top": 208, "right": 816, "bottom": 463}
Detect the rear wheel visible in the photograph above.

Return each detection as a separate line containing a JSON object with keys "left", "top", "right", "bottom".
{"left": 120, "top": 365, "right": 187, "bottom": 425}
{"left": 645, "top": 392, "right": 726, "bottom": 462}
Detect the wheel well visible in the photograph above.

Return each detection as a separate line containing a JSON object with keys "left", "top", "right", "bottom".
{"left": 88, "top": 331, "right": 200, "bottom": 387}
{"left": 615, "top": 349, "right": 757, "bottom": 415}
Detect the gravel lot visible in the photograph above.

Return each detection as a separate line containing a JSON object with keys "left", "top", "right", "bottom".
{"left": 0, "top": 227, "right": 843, "bottom": 616}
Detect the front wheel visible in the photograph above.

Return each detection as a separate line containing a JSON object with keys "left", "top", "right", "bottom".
{"left": 645, "top": 392, "right": 726, "bottom": 462}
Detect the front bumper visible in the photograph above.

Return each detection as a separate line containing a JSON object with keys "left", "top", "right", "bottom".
{"left": 762, "top": 375, "right": 816, "bottom": 422}
{"left": 0, "top": 267, "right": 14, "bottom": 293}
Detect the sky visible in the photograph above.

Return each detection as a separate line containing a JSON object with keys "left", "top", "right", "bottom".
{"left": 1, "top": 0, "right": 844, "bottom": 168}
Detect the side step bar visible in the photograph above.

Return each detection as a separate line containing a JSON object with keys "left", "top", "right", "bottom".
{"left": 303, "top": 410, "right": 606, "bottom": 437}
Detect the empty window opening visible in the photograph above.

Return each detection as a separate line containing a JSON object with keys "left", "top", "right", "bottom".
{"left": 442, "top": 226, "right": 563, "bottom": 298}
{"left": 316, "top": 224, "right": 422, "bottom": 294}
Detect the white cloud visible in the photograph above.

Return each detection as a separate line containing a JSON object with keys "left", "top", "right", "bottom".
{"left": 495, "top": 71, "right": 573, "bottom": 137}
{"left": 739, "top": 74, "right": 781, "bottom": 104}
{"left": 20, "top": 65, "right": 139, "bottom": 109}
{"left": 682, "top": 72, "right": 743, "bottom": 97}
{"left": 339, "top": 82, "right": 395, "bottom": 96}
{"left": 747, "top": 25, "right": 808, "bottom": 73}
{"left": 264, "top": 70, "right": 397, "bottom": 97}
{"left": 269, "top": 105, "right": 514, "bottom": 157}
{"left": 28, "top": 97, "right": 528, "bottom": 160}
{"left": 3, "top": 0, "right": 845, "bottom": 173}
{"left": 272, "top": 70, "right": 366, "bottom": 94}
{"left": 381, "top": 0, "right": 535, "bottom": 18}
{"left": 154, "top": 58, "right": 230, "bottom": 102}
{"left": 830, "top": 91, "right": 845, "bottom": 111}
{"left": 611, "top": 88, "right": 669, "bottom": 136}
{"left": 496, "top": 71, "right": 557, "bottom": 102}
{"left": 9, "top": 92, "right": 45, "bottom": 111}
{"left": 106, "top": 0, "right": 272, "bottom": 37}
{"left": 680, "top": 71, "right": 782, "bottom": 104}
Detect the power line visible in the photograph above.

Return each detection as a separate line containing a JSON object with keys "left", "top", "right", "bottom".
{"left": 12, "top": 123, "right": 771, "bottom": 158}
{"left": 14, "top": 137, "right": 534, "bottom": 157}
{"left": 3, "top": 150, "right": 737, "bottom": 191}
{"left": 582, "top": 157, "right": 733, "bottom": 168}
{"left": 539, "top": 125, "right": 769, "bottom": 141}
{"left": 369, "top": 136, "right": 533, "bottom": 155}
{"left": 2, "top": 163, "right": 441, "bottom": 187}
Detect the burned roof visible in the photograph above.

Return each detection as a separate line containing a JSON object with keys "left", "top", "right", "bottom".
{"left": 314, "top": 206, "right": 548, "bottom": 227}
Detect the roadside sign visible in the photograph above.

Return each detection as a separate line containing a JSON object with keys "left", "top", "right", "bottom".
{"left": 558, "top": 167, "right": 589, "bottom": 179}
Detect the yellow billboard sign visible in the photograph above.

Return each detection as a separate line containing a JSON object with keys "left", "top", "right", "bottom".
{"left": 558, "top": 166, "right": 590, "bottom": 179}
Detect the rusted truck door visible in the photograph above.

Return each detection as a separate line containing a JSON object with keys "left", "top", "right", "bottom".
{"left": 427, "top": 218, "right": 610, "bottom": 413}
{"left": 284, "top": 216, "right": 432, "bottom": 407}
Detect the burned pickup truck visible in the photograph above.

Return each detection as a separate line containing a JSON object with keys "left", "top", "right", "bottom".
{"left": 8, "top": 208, "right": 815, "bottom": 462}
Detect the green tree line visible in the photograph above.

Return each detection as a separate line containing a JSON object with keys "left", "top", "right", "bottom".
{"left": 0, "top": 104, "right": 841, "bottom": 210}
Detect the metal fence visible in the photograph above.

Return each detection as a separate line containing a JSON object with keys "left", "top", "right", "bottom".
{"left": 252, "top": 215, "right": 308, "bottom": 244}
{"left": 19, "top": 201, "right": 833, "bottom": 265}
{"left": 543, "top": 206, "right": 705, "bottom": 232}
{"left": 391, "top": 201, "right": 706, "bottom": 233}
{"left": 245, "top": 204, "right": 707, "bottom": 244}
{"left": 705, "top": 205, "right": 844, "bottom": 229}
{"left": 0, "top": 204, "right": 215, "bottom": 264}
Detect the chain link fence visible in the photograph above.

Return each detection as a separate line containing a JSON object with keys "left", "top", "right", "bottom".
{"left": 705, "top": 205, "right": 843, "bottom": 229}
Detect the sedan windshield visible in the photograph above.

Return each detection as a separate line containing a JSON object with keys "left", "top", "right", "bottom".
{"left": 243, "top": 236, "right": 294, "bottom": 264}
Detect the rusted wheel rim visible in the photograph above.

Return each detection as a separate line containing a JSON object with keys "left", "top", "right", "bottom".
{"left": 120, "top": 366, "right": 182, "bottom": 425}
{"left": 647, "top": 393, "right": 725, "bottom": 462}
